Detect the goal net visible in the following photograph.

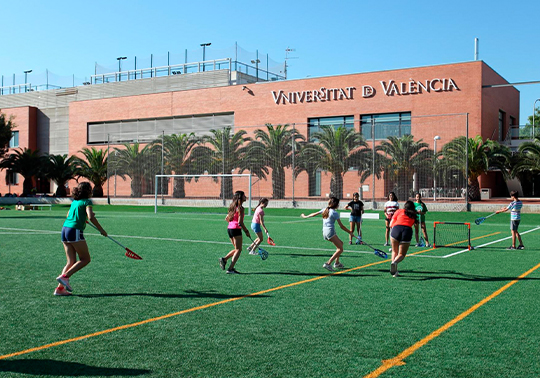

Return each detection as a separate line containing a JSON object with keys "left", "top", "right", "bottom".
{"left": 433, "top": 222, "right": 472, "bottom": 250}
{"left": 154, "top": 174, "right": 252, "bottom": 214}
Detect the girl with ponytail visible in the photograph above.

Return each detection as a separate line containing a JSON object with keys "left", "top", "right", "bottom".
{"left": 301, "top": 197, "right": 354, "bottom": 272}
{"left": 220, "top": 191, "right": 251, "bottom": 274}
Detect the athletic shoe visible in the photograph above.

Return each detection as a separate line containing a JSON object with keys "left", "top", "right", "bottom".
{"left": 219, "top": 257, "right": 227, "bottom": 270}
{"left": 393, "top": 272, "right": 400, "bottom": 278}
{"left": 56, "top": 275, "right": 72, "bottom": 292}
{"left": 348, "top": 241, "right": 352, "bottom": 245}
{"left": 384, "top": 242, "right": 390, "bottom": 247}
{"left": 506, "top": 246, "right": 516, "bottom": 250}
{"left": 426, "top": 243, "right": 432, "bottom": 248}
{"left": 517, "top": 245, "right": 525, "bottom": 250}
{"left": 53, "top": 286, "right": 71, "bottom": 296}
{"left": 322, "top": 263, "right": 334, "bottom": 272}
{"left": 390, "top": 262, "right": 397, "bottom": 275}
{"left": 249, "top": 250, "right": 258, "bottom": 255}
{"left": 226, "top": 268, "right": 240, "bottom": 274}
{"left": 333, "top": 262, "right": 345, "bottom": 269}
{"left": 415, "top": 243, "right": 421, "bottom": 247}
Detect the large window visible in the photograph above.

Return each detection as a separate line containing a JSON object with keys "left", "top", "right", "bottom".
{"left": 9, "top": 131, "right": 19, "bottom": 148}
{"left": 308, "top": 116, "right": 354, "bottom": 140}
{"left": 360, "top": 112, "right": 411, "bottom": 139}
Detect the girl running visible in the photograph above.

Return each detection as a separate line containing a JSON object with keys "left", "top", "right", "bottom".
{"left": 219, "top": 190, "right": 251, "bottom": 274}
{"left": 248, "top": 198, "right": 269, "bottom": 255}
{"left": 389, "top": 200, "right": 418, "bottom": 277}
{"left": 344, "top": 192, "right": 364, "bottom": 245}
{"left": 383, "top": 192, "right": 399, "bottom": 246}
{"left": 301, "top": 197, "right": 355, "bottom": 272}
{"left": 55, "top": 182, "right": 107, "bottom": 296}
{"left": 414, "top": 192, "right": 431, "bottom": 247}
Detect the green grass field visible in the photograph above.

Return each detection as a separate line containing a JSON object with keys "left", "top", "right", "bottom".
{"left": 1, "top": 205, "right": 540, "bottom": 377}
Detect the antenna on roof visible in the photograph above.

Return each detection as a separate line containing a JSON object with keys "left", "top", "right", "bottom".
{"left": 284, "top": 47, "right": 298, "bottom": 80}
{"left": 474, "top": 38, "right": 479, "bottom": 61}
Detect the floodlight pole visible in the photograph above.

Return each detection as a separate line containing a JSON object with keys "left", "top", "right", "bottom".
{"left": 107, "top": 134, "right": 110, "bottom": 205}
{"left": 466, "top": 113, "right": 470, "bottom": 212}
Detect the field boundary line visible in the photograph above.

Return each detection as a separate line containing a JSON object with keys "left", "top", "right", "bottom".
{"left": 363, "top": 260, "right": 540, "bottom": 378}
{"left": 0, "top": 259, "right": 387, "bottom": 360}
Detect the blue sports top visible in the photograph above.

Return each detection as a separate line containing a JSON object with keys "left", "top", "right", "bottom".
{"left": 506, "top": 200, "right": 523, "bottom": 221}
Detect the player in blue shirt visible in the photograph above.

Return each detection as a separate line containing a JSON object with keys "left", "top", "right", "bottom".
{"left": 496, "top": 190, "right": 524, "bottom": 250}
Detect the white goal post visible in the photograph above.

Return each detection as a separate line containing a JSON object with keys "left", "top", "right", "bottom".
{"left": 154, "top": 174, "right": 252, "bottom": 214}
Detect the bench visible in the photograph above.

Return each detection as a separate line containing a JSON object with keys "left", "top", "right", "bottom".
{"left": 25, "top": 204, "right": 52, "bottom": 211}
{"left": 340, "top": 212, "right": 379, "bottom": 220}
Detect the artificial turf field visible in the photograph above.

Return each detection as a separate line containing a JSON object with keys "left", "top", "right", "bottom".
{"left": 1, "top": 205, "right": 540, "bottom": 378}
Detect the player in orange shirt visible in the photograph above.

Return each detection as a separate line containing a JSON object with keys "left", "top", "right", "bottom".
{"left": 389, "top": 200, "right": 418, "bottom": 277}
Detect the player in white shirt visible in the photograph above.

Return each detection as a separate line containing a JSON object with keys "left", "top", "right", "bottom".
{"left": 383, "top": 192, "right": 399, "bottom": 247}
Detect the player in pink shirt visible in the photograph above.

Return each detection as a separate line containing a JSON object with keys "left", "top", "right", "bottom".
{"left": 248, "top": 198, "right": 269, "bottom": 255}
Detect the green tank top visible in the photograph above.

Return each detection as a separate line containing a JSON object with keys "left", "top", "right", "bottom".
{"left": 63, "top": 199, "right": 93, "bottom": 230}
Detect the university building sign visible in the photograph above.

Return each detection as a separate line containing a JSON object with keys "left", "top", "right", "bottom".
{"left": 271, "top": 78, "right": 459, "bottom": 105}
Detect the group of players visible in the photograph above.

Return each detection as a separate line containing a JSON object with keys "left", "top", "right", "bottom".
{"left": 53, "top": 183, "right": 526, "bottom": 295}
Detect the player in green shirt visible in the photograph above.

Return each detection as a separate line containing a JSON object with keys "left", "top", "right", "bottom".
{"left": 414, "top": 192, "right": 431, "bottom": 247}
{"left": 55, "top": 182, "right": 107, "bottom": 295}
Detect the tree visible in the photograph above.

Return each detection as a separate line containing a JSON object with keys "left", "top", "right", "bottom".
{"left": 511, "top": 136, "right": 540, "bottom": 196}
{"left": 195, "top": 127, "right": 251, "bottom": 199}
{"left": 247, "top": 124, "right": 305, "bottom": 199}
{"left": 0, "top": 148, "right": 47, "bottom": 196}
{"left": 75, "top": 147, "right": 108, "bottom": 197}
{"left": 158, "top": 133, "right": 203, "bottom": 198}
{"left": 44, "top": 154, "right": 78, "bottom": 197}
{"left": 525, "top": 106, "right": 540, "bottom": 138}
{"left": 439, "top": 135, "right": 511, "bottom": 201}
{"left": 110, "top": 143, "right": 160, "bottom": 197}
{"left": 298, "top": 126, "right": 370, "bottom": 199}
{"left": 376, "top": 135, "right": 433, "bottom": 200}
{"left": 0, "top": 113, "right": 16, "bottom": 157}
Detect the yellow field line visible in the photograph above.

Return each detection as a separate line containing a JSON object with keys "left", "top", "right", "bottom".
{"left": 0, "top": 231, "right": 501, "bottom": 360}
{"left": 364, "top": 260, "right": 540, "bottom": 378}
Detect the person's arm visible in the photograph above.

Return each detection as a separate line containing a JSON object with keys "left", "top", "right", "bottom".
{"left": 496, "top": 204, "right": 511, "bottom": 214}
{"left": 86, "top": 206, "right": 107, "bottom": 236}
{"left": 337, "top": 218, "right": 354, "bottom": 235}
{"left": 301, "top": 210, "right": 322, "bottom": 219}
{"left": 260, "top": 214, "right": 269, "bottom": 234}
{"left": 238, "top": 207, "right": 251, "bottom": 237}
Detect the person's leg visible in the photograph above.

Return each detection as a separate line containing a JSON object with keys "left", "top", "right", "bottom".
{"left": 511, "top": 230, "right": 517, "bottom": 248}
{"left": 57, "top": 242, "right": 77, "bottom": 290}
{"left": 356, "top": 221, "right": 362, "bottom": 239}
{"left": 517, "top": 230, "right": 524, "bottom": 247}
{"left": 63, "top": 241, "right": 91, "bottom": 278}
{"left": 227, "top": 235, "right": 243, "bottom": 271}
{"left": 349, "top": 221, "right": 354, "bottom": 244}
{"left": 385, "top": 220, "right": 391, "bottom": 245}
{"left": 422, "top": 222, "right": 430, "bottom": 244}
{"left": 390, "top": 238, "right": 400, "bottom": 262}
{"left": 414, "top": 223, "right": 420, "bottom": 244}
{"left": 327, "top": 235, "right": 344, "bottom": 265}
{"left": 393, "top": 243, "right": 410, "bottom": 265}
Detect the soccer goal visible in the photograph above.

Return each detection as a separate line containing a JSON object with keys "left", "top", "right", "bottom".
{"left": 154, "top": 174, "right": 252, "bottom": 214}
{"left": 433, "top": 222, "right": 472, "bottom": 250}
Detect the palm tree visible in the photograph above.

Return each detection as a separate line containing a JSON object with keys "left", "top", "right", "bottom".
{"left": 298, "top": 126, "right": 370, "bottom": 199}
{"left": 439, "top": 135, "right": 511, "bottom": 201}
{"left": 44, "top": 154, "right": 78, "bottom": 197}
{"left": 74, "top": 147, "right": 108, "bottom": 197}
{"left": 247, "top": 124, "right": 305, "bottom": 199}
{"left": 110, "top": 143, "right": 160, "bottom": 197}
{"left": 157, "top": 133, "right": 203, "bottom": 198}
{"left": 511, "top": 136, "right": 540, "bottom": 196}
{"left": 0, "top": 148, "right": 47, "bottom": 196}
{"left": 376, "top": 135, "right": 433, "bottom": 200}
{"left": 195, "top": 127, "right": 251, "bottom": 199}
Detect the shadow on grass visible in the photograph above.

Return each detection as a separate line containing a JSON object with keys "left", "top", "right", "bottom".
{"left": 243, "top": 270, "right": 378, "bottom": 278}
{"left": 76, "top": 290, "right": 270, "bottom": 299}
{"left": 0, "top": 215, "right": 65, "bottom": 219}
{"left": 0, "top": 359, "right": 150, "bottom": 376}
{"left": 375, "top": 269, "right": 540, "bottom": 281}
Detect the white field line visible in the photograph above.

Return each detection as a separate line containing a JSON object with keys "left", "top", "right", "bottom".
{"left": 0, "top": 226, "right": 375, "bottom": 255}
{"left": 413, "top": 226, "right": 540, "bottom": 259}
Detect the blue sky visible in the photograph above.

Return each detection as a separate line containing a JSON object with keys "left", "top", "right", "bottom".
{"left": 1, "top": 0, "right": 539, "bottom": 123}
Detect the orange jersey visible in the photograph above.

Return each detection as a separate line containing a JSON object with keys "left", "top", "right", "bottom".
{"left": 390, "top": 209, "right": 415, "bottom": 228}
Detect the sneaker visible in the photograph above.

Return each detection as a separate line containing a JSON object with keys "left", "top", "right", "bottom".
{"left": 390, "top": 262, "right": 397, "bottom": 275}
{"left": 249, "top": 249, "right": 258, "bottom": 255}
{"left": 333, "top": 262, "right": 345, "bottom": 269}
{"left": 384, "top": 242, "right": 390, "bottom": 247}
{"left": 355, "top": 237, "right": 362, "bottom": 245}
{"left": 219, "top": 257, "right": 227, "bottom": 270}
{"left": 426, "top": 243, "right": 432, "bottom": 248}
{"left": 53, "top": 286, "right": 71, "bottom": 296}
{"left": 393, "top": 272, "right": 400, "bottom": 278}
{"left": 226, "top": 268, "right": 240, "bottom": 274}
{"left": 506, "top": 246, "right": 516, "bottom": 250}
{"left": 322, "top": 263, "right": 334, "bottom": 272}
{"left": 517, "top": 245, "right": 525, "bottom": 250}
{"left": 415, "top": 243, "right": 421, "bottom": 247}
{"left": 56, "top": 275, "right": 72, "bottom": 292}
{"left": 348, "top": 241, "right": 352, "bottom": 245}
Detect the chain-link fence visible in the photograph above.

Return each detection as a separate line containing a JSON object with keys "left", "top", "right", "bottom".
{"left": 105, "top": 113, "right": 469, "bottom": 208}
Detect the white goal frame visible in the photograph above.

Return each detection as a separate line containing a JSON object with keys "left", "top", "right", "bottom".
{"left": 154, "top": 174, "right": 252, "bottom": 214}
